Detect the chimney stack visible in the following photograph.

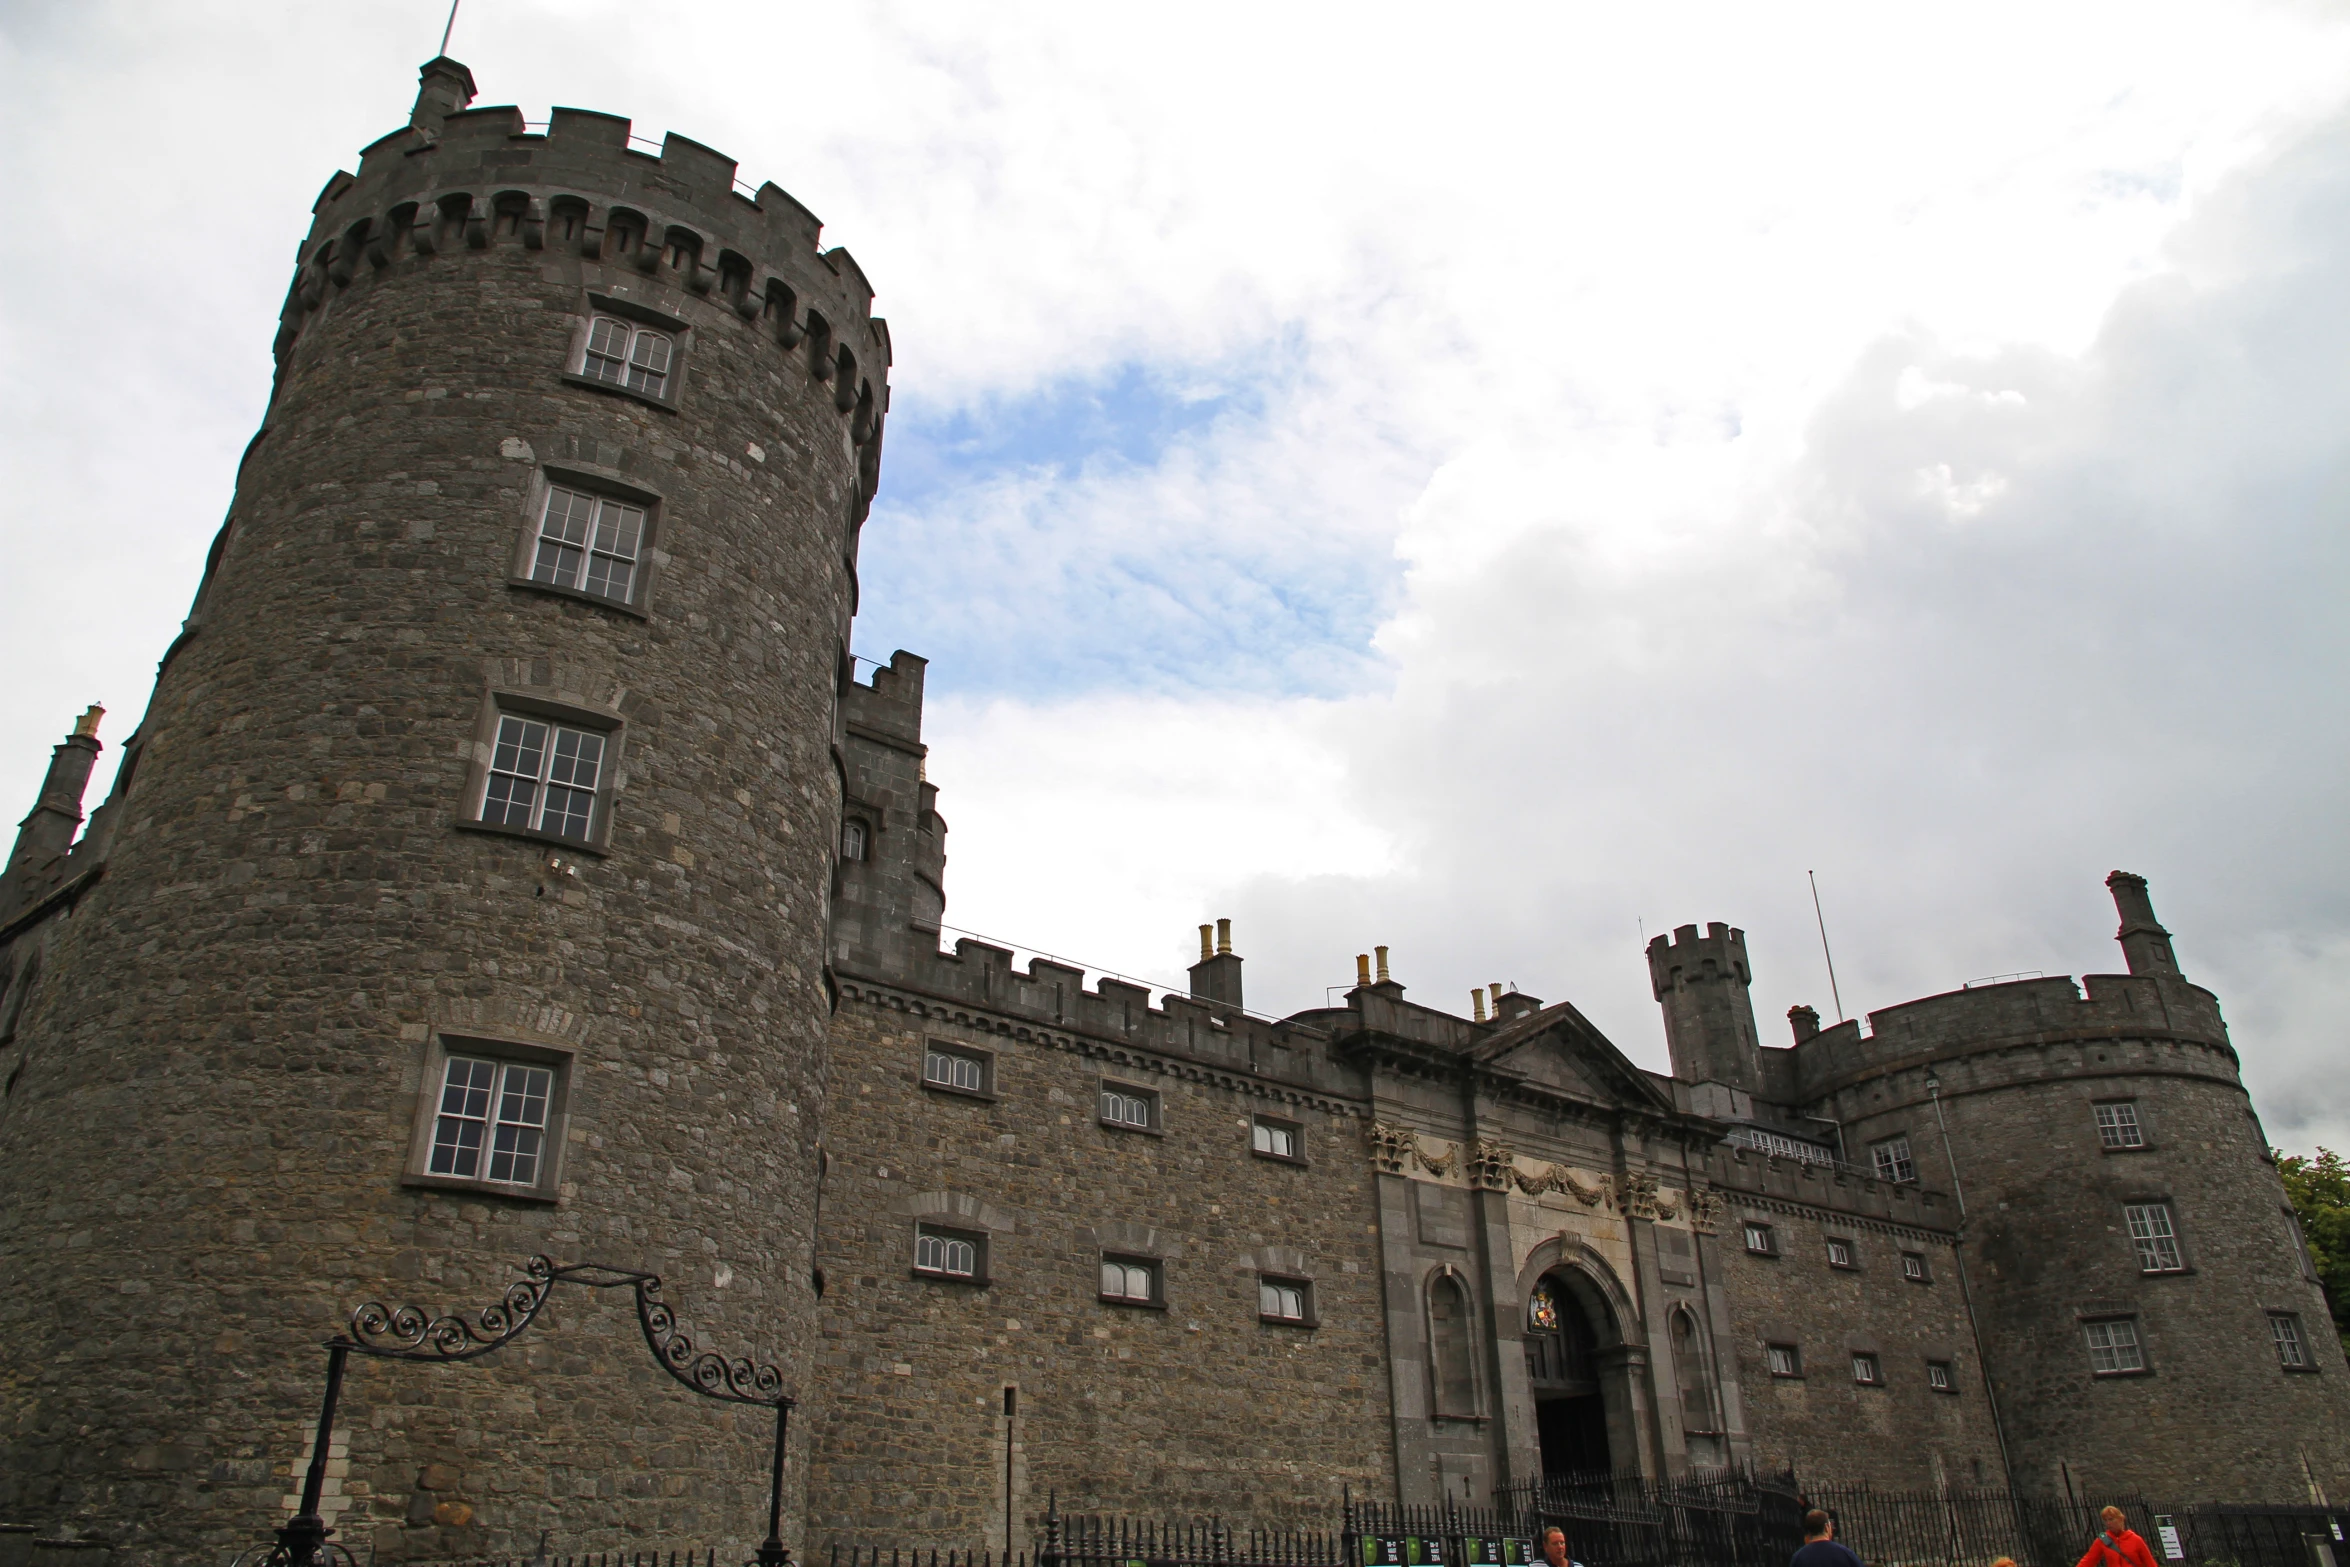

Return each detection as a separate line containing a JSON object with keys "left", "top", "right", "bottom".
{"left": 1188, "top": 918, "right": 1243, "bottom": 1008}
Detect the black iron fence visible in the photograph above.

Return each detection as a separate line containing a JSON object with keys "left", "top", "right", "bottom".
{"left": 382, "top": 1481, "right": 2350, "bottom": 1567}
{"left": 1794, "top": 1487, "right": 2350, "bottom": 1567}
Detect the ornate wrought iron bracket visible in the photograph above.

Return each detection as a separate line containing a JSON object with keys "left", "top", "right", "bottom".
{"left": 265, "top": 1255, "right": 796, "bottom": 1567}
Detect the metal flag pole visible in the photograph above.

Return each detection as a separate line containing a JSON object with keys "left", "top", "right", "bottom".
{"left": 439, "top": 0, "right": 462, "bottom": 56}
{"left": 1808, "top": 869, "right": 1845, "bottom": 1023}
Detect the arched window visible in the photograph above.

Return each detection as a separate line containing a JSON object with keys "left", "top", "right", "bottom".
{"left": 1428, "top": 1271, "right": 1478, "bottom": 1416}
{"left": 840, "top": 819, "right": 868, "bottom": 862}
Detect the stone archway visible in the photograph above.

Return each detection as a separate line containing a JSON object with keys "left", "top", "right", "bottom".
{"left": 1516, "top": 1239, "right": 1651, "bottom": 1481}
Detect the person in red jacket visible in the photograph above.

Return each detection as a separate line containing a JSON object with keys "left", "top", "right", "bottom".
{"left": 2077, "top": 1506, "right": 2160, "bottom": 1567}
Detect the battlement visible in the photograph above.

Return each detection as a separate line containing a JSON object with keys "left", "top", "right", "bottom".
{"left": 1786, "top": 970, "right": 2233, "bottom": 1097}
{"left": 276, "top": 59, "right": 889, "bottom": 459}
{"left": 845, "top": 651, "right": 927, "bottom": 751}
{"left": 1645, "top": 921, "right": 1749, "bottom": 999}
{"left": 840, "top": 936, "right": 1360, "bottom": 1106}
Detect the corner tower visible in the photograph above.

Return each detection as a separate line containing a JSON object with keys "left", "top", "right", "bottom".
{"left": 0, "top": 59, "right": 887, "bottom": 1563}
{"left": 1646, "top": 921, "right": 1763, "bottom": 1093}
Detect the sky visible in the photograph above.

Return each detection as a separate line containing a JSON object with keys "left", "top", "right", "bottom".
{"left": 2, "top": 2, "right": 2346, "bottom": 1152}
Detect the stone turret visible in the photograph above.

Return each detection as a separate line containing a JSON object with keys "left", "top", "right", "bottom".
{"left": 2106, "top": 869, "right": 2181, "bottom": 977}
{"left": 1646, "top": 921, "right": 1762, "bottom": 1092}
{"left": 0, "top": 706, "right": 102, "bottom": 902}
{"left": 0, "top": 57, "right": 886, "bottom": 1563}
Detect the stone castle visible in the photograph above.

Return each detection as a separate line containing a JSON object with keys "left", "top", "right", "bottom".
{"left": 0, "top": 58, "right": 2340, "bottom": 1567}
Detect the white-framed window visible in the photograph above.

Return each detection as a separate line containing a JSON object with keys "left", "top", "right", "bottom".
{"left": 2095, "top": 1101, "right": 2146, "bottom": 1150}
{"left": 1259, "top": 1275, "right": 1315, "bottom": 1325}
{"left": 2125, "top": 1202, "right": 2185, "bottom": 1272}
{"left": 429, "top": 1054, "right": 553, "bottom": 1187}
{"left": 2084, "top": 1318, "right": 2145, "bottom": 1374}
{"left": 1100, "top": 1084, "right": 1156, "bottom": 1131}
{"left": 531, "top": 485, "right": 646, "bottom": 604}
{"left": 1099, "top": 1256, "right": 1160, "bottom": 1306}
{"left": 1766, "top": 1343, "right": 1801, "bottom": 1378}
{"left": 1871, "top": 1135, "right": 1917, "bottom": 1184}
{"left": 915, "top": 1225, "right": 984, "bottom": 1281}
{"left": 581, "top": 314, "right": 674, "bottom": 399}
{"left": 1926, "top": 1360, "right": 1956, "bottom": 1392}
{"left": 1252, "top": 1117, "right": 1300, "bottom": 1160}
{"left": 840, "top": 818, "right": 869, "bottom": 862}
{"left": 922, "top": 1043, "right": 989, "bottom": 1097}
{"left": 1743, "top": 1222, "right": 1776, "bottom": 1255}
{"left": 1901, "top": 1251, "right": 1930, "bottom": 1283}
{"left": 1851, "top": 1352, "right": 1882, "bottom": 1385}
{"left": 2271, "top": 1312, "right": 2311, "bottom": 1370}
{"left": 482, "top": 714, "right": 605, "bottom": 842}
{"left": 1826, "top": 1238, "right": 1856, "bottom": 1270}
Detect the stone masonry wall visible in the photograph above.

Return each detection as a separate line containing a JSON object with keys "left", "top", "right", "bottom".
{"left": 0, "top": 68, "right": 878, "bottom": 1565}
{"left": 1705, "top": 1155, "right": 2002, "bottom": 1489}
{"left": 805, "top": 979, "right": 1396, "bottom": 1551}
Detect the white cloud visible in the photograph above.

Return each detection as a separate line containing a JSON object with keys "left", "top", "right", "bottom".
{"left": 5, "top": 1, "right": 2349, "bottom": 1157}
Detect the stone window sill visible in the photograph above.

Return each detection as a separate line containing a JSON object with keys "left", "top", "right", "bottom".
{"left": 454, "top": 818, "right": 609, "bottom": 858}
{"left": 920, "top": 1079, "right": 998, "bottom": 1104}
{"left": 401, "top": 1172, "right": 560, "bottom": 1205}
{"left": 1100, "top": 1295, "right": 1168, "bottom": 1311}
{"left": 1259, "top": 1313, "right": 1319, "bottom": 1329}
{"left": 912, "top": 1268, "right": 990, "bottom": 1288}
{"left": 1100, "top": 1119, "right": 1166, "bottom": 1137}
{"left": 1252, "top": 1148, "right": 1310, "bottom": 1167}
{"left": 508, "top": 577, "right": 651, "bottom": 621}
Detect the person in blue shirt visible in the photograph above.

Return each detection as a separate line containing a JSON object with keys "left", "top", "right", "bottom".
{"left": 1791, "top": 1509, "right": 1864, "bottom": 1567}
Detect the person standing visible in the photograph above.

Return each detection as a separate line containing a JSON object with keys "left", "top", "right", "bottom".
{"left": 1791, "top": 1509, "right": 1864, "bottom": 1567}
{"left": 2076, "top": 1507, "right": 2160, "bottom": 1567}
{"left": 1539, "top": 1525, "right": 1574, "bottom": 1567}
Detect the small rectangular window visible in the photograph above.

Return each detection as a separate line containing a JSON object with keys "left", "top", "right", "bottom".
{"left": 532, "top": 485, "right": 646, "bottom": 605}
{"left": 481, "top": 713, "right": 606, "bottom": 841}
{"left": 1901, "top": 1252, "right": 1929, "bottom": 1283}
{"left": 2271, "top": 1313, "right": 2311, "bottom": 1370}
{"left": 1766, "top": 1343, "right": 1801, "bottom": 1378}
{"left": 1851, "top": 1352, "right": 1882, "bottom": 1385}
{"left": 2124, "top": 1203, "right": 2185, "bottom": 1273}
{"left": 1826, "top": 1238, "right": 1856, "bottom": 1270}
{"left": 1100, "top": 1084, "right": 1157, "bottom": 1131}
{"left": 1099, "top": 1255, "right": 1161, "bottom": 1307}
{"left": 429, "top": 1055, "right": 553, "bottom": 1187}
{"left": 2084, "top": 1318, "right": 2145, "bottom": 1375}
{"left": 1259, "top": 1275, "right": 1315, "bottom": 1325}
{"left": 1743, "top": 1222, "right": 1776, "bottom": 1255}
{"left": 1871, "top": 1136, "right": 1917, "bottom": 1184}
{"left": 922, "top": 1043, "right": 990, "bottom": 1098}
{"left": 582, "top": 314, "right": 675, "bottom": 399}
{"left": 914, "top": 1225, "right": 985, "bottom": 1282}
{"left": 2095, "top": 1101, "right": 2146, "bottom": 1149}
{"left": 1252, "top": 1117, "right": 1301, "bottom": 1161}
{"left": 1926, "top": 1360, "right": 1955, "bottom": 1392}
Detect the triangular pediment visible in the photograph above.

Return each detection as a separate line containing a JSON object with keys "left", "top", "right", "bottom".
{"left": 1470, "top": 1000, "right": 1675, "bottom": 1113}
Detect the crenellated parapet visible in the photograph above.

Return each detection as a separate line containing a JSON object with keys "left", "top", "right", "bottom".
{"left": 1785, "top": 971, "right": 2235, "bottom": 1101}
{"left": 276, "top": 58, "right": 889, "bottom": 503}
{"left": 839, "top": 935, "right": 1364, "bottom": 1109}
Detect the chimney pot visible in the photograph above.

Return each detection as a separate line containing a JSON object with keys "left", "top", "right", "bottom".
{"left": 1355, "top": 953, "right": 1372, "bottom": 988}
{"left": 1374, "top": 945, "right": 1390, "bottom": 984}
{"left": 1216, "top": 917, "right": 1232, "bottom": 956}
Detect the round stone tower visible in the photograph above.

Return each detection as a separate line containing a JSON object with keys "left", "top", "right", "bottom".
{"left": 0, "top": 58, "right": 886, "bottom": 1564}
{"left": 1806, "top": 874, "right": 2350, "bottom": 1501}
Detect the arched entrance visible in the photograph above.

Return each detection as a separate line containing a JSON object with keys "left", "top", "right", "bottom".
{"left": 1525, "top": 1271, "right": 1612, "bottom": 1476}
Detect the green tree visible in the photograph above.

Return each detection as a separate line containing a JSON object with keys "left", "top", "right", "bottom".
{"left": 2277, "top": 1146, "right": 2350, "bottom": 1354}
